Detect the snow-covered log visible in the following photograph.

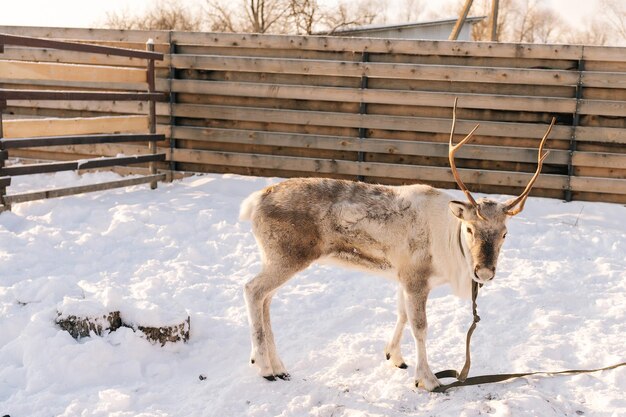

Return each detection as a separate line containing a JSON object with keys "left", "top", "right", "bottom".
{"left": 56, "top": 298, "right": 190, "bottom": 345}
{"left": 56, "top": 311, "right": 122, "bottom": 339}
{"left": 137, "top": 317, "right": 191, "bottom": 346}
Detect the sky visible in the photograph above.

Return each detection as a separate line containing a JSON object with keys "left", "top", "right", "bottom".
{"left": 0, "top": 0, "right": 604, "bottom": 30}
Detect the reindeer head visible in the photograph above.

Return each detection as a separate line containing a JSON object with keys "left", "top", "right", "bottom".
{"left": 447, "top": 98, "right": 554, "bottom": 284}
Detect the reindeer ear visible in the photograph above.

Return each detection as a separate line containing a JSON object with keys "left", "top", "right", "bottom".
{"left": 449, "top": 201, "right": 473, "bottom": 220}
{"left": 502, "top": 197, "right": 520, "bottom": 216}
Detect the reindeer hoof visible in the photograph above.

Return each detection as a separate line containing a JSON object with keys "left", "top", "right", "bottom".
{"left": 398, "top": 362, "right": 408, "bottom": 369}
{"left": 276, "top": 373, "right": 291, "bottom": 380}
{"left": 385, "top": 353, "right": 391, "bottom": 360}
{"left": 415, "top": 378, "right": 441, "bottom": 392}
{"left": 263, "top": 375, "right": 276, "bottom": 381}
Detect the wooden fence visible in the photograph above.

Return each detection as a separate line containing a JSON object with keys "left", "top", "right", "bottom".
{"left": 1, "top": 26, "right": 625, "bottom": 203}
{"left": 0, "top": 32, "right": 168, "bottom": 208}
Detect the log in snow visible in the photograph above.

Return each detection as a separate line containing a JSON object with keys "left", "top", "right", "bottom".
{"left": 56, "top": 298, "right": 190, "bottom": 345}
{"left": 56, "top": 311, "right": 122, "bottom": 339}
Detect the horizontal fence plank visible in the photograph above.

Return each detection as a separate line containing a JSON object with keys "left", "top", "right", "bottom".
{"left": 582, "top": 71, "right": 626, "bottom": 89}
{"left": 0, "top": 26, "right": 170, "bottom": 45}
{"left": 8, "top": 143, "right": 167, "bottom": 164}
{"left": 24, "top": 143, "right": 166, "bottom": 157}
{"left": 171, "top": 55, "right": 580, "bottom": 86}
{"left": 572, "top": 151, "right": 626, "bottom": 169}
{"left": 5, "top": 99, "right": 171, "bottom": 116}
{"left": 0, "top": 33, "right": 163, "bottom": 60}
{"left": 171, "top": 32, "right": 588, "bottom": 60}
{"left": 172, "top": 104, "right": 573, "bottom": 140}
{"left": 575, "top": 126, "right": 626, "bottom": 144}
{"left": 0, "top": 77, "right": 154, "bottom": 92}
{"left": 4, "top": 173, "right": 166, "bottom": 205}
{"left": 3, "top": 115, "right": 150, "bottom": 138}
{"left": 170, "top": 79, "right": 577, "bottom": 113}
{"left": 0, "top": 89, "right": 164, "bottom": 102}
{"left": 0, "top": 153, "right": 165, "bottom": 176}
{"left": 0, "top": 60, "right": 148, "bottom": 84}
{"left": 570, "top": 176, "right": 626, "bottom": 194}
{"left": 578, "top": 99, "right": 626, "bottom": 117}
{"left": 1, "top": 46, "right": 170, "bottom": 68}
{"left": 171, "top": 148, "right": 568, "bottom": 190}
{"left": 582, "top": 45, "right": 626, "bottom": 63}
{"left": 172, "top": 126, "right": 571, "bottom": 165}
{"left": 5, "top": 27, "right": 600, "bottom": 63}
{"left": 0, "top": 133, "right": 165, "bottom": 150}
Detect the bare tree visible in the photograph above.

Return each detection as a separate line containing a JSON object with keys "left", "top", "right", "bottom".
{"left": 206, "top": 0, "right": 290, "bottom": 33}
{"left": 443, "top": 0, "right": 507, "bottom": 41}
{"left": 443, "top": 0, "right": 572, "bottom": 44}
{"left": 565, "top": 19, "right": 609, "bottom": 46}
{"left": 207, "top": 0, "right": 382, "bottom": 35}
{"left": 206, "top": 1, "right": 240, "bottom": 32}
{"left": 319, "top": 0, "right": 381, "bottom": 34}
{"left": 104, "top": 0, "right": 202, "bottom": 31}
{"left": 391, "top": 0, "right": 425, "bottom": 23}
{"left": 601, "top": 0, "right": 626, "bottom": 44}
{"left": 511, "top": 0, "right": 562, "bottom": 43}
{"left": 244, "top": 0, "right": 291, "bottom": 33}
{"left": 287, "top": 0, "right": 320, "bottom": 35}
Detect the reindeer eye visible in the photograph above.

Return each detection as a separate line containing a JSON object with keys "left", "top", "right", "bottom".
{"left": 466, "top": 227, "right": 473, "bottom": 235}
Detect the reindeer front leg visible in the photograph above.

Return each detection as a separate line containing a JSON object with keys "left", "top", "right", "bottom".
{"left": 402, "top": 281, "right": 440, "bottom": 391}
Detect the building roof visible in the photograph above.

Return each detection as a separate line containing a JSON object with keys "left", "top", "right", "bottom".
{"left": 325, "top": 16, "right": 486, "bottom": 36}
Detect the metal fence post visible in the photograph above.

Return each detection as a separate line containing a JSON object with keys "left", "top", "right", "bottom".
{"left": 0, "top": 99, "right": 10, "bottom": 211}
{"left": 357, "top": 51, "right": 370, "bottom": 182}
{"left": 168, "top": 31, "right": 177, "bottom": 176}
{"left": 566, "top": 52, "right": 585, "bottom": 202}
{"left": 146, "top": 39, "right": 158, "bottom": 190}
{"left": 0, "top": 42, "right": 7, "bottom": 210}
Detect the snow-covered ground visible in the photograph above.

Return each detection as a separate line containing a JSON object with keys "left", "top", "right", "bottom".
{"left": 0, "top": 172, "right": 624, "bottom": 417}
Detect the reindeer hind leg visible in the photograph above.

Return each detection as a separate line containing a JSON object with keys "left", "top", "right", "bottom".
{"left": 244, "top": 208, "right": 322, "bottom": 381}
{"left": 244, "top": 255, "right": 315, "bottom": 381}
{"left": 263, "top": 293, "right": 289, "bottom": 380}
{"left": 385, "top": 286, "right": 408, "bottom": 369}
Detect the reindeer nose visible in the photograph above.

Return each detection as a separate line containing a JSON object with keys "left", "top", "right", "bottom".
{"left": 474, "top": 266, "right": 495, "bottom": 281}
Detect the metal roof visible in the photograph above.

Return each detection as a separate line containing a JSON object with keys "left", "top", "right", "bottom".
{"left": 325, "top": 16, "right": 486, "bottom": 36}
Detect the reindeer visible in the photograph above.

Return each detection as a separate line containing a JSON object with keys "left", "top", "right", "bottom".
{"left": 239, "top": 101, "right": 553, "bottom": 391}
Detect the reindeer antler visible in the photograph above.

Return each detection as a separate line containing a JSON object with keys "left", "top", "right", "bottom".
{"left": 449, "top": 98, "right": 484, "bottom": 218}
{"left": 504, "top": 117, "right": 554, "bottom": 216}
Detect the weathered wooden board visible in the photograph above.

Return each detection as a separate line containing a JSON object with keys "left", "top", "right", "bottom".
{"left": 171, "top": 149, "right": 569, "bottom": 190}
{"left": 170, "top": 32, "right": 587, "bottom": 60}
{"left": 0, "top": 60, "right": 147, "bottom": 84}
{"left": 171, "top": 126, "right": 571, "bottom": 165}
{"left": 2, "top": 116, "right": 150, "bottom": 138}
{"left": 171, "top": 55, "right": 581, "bottom": 86}
{"left": 170, "top": 80, "right": 577, "bottom": 113}
{"left": 172, "top": 104, "right": 573, "bottom": 140}
{"left": 6, "top": 174, "right": 165, "bottom": 204}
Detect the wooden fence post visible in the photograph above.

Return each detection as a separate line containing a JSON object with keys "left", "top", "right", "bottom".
{"left": 489, "top": 0, "right": 500, "bottom": 41}
{"left": 146, "top": 39, "right": 158, "bottom": 190}
{"left": 449, "top": 0, "right": 474, "bottom": 40}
